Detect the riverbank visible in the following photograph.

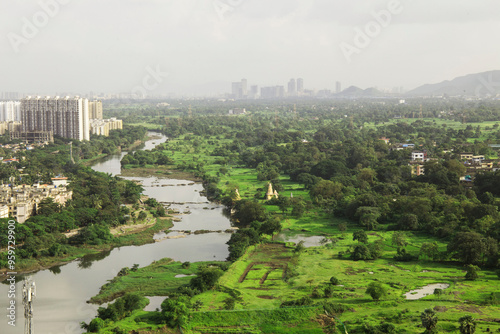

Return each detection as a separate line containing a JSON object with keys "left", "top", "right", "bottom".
{"left": 119, "top": 164, "right": 202, "bottom": 182}
{"left": 0, "top": 217, "right": 173, "bottom": 279}
{"left": 88, "top": 258, "right": 215, "bottom": 304}
{"left": 81, "top": 132, "right": 152, "bottom": 167}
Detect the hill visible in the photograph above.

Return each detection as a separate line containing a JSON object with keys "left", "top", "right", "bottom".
{"left": 408, "top": 70, "right": 500, "bottom": 97}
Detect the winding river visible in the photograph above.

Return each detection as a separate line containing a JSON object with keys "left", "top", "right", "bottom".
{"left": 0, "top": 132, "right": 231, "bottom": 334}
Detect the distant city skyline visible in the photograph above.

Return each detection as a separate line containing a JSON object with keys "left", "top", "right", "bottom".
{"left": 1, "top": 1, "right": 499, "bottom": 96}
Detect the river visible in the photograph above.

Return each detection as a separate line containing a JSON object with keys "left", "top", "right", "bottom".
{"left": 0, "top": 132, "right": 231, "bottom": 334}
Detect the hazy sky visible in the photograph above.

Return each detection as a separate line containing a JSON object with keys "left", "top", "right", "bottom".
{"left": 1, "top": 0, "right": 500, "bottom": 96}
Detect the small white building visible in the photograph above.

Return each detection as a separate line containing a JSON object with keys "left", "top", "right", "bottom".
{"left": 51, "top": 177, "right": 69, "bottom": 187}
{"left": 411, "top": 151, "right": 427, "bottom": 162}
{"left": 472, "top": 155, "right": 485, "bottom": 164}
{"left": 0, "top": 205, "right": 8, "bottom": 218}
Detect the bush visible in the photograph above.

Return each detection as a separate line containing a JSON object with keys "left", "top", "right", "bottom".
{"left": 330, "top": 276, "right": 340, "bottom": 285}
{"left": 324, "top": 285, "right": 334, "bottom": 298}
{"left": 393, "top": 248, "right": 417, "bottom": 262}
{"left": 322, "top": 302, "right": 350, "bottom": 315}
{"left": 87, "top": 318, "right": 105, "bottom": 332}
{"left": 365, "top": 282, "right": 387, "bottom": 301}
{"left": 280, "top": 296, "right": 313, "bottom": 308}
{"left": 464, "top": 264, "right": 480, "bottom": 281}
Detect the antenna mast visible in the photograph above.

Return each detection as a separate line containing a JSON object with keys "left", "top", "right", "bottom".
{"left": 23, "top": 277, "right": 36, "bottom": 334}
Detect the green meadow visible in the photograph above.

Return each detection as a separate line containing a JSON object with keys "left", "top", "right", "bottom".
{"left": 187, "top": 242, "right": 500, "bottom": 333}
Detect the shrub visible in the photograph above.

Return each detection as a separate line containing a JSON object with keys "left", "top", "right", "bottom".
{"left": 280, "top": 296, "right": 313, "bottom": 308}
{"left": 330, "top": 276, "right": 340, "bottom": 285}
{"left": 365, "top": 282, "right": 387, "bottom": 301}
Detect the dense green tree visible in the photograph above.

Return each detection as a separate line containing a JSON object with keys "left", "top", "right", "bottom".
{"left": 365, "top": 282, "right": 387, "bottom": 301}
{"left": 420, "top": 242, "right": 440, "bottom": 260}
{"left": 447, "top": 232, "right": 485, "bottom": 264}
{"left": 189, "top": 267, "right": 224, "bottom": 292}
{"left": 391, "top": 231, "right": 408, "bottom": 248}
{"left": 161, "top": 296, "right": 190, "bottom": 329}
{"left": 464, "top": 264, "right": 480, "bottom": 281}
{"left": 459, "top": 315, "right": 476, "bottom": 334}
{"left": 398, "top": 213, "right": 419, "bottom": 231}
{"left": 232, "top": 199, "right": 267, "bottom": 226}
{"left": 310, "top": 180, "right": 343, "bottom": 202}
{"left": 420, "top": 309, "right": 438, "bottom": 333}
{"left": 351, "top": 244, "right": 371, "bottom": 261}
{"left": 353, "top": 230, "right": 368, "bottom": 244}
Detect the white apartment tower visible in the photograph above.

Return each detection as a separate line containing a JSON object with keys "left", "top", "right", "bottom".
{"left": 0, "top": 101, "right": 21, "bottom": 122}
{"left": 21, "top": 96, "right": 90, "bottom": 141}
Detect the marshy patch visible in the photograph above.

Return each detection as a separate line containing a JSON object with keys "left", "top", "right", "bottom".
{"left": 404, "top": 283, "right": 450, "bottom": 300}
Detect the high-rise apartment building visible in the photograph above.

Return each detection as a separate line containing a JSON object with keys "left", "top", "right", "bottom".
{"left": 21, "top": 96, "right": 90, "bottom": 141}
{"left": 0, "top": 101, "right": 21, "bottom": 122}
{"left": 232, "top": 82, "right": 242, "bottom": 99}
{"left": 288, "top": 79, "right": 296, "bottom": 96}
{"left": 249, "top": 85, "right": 259, "bottom": 99}
{"left": 336, "top": 81, "right": 342, "bottom": 94}
{"left": 297, "top": 78, "right": 304, "bottom": 93}
{"left": 241, "top": 78, "right": 247, "bottom": 97}
{"left": 231, "top": 79, "right": 248, "bottom": 99}
{"left": 89, "top": 100, "right": 103, "bottom": 119}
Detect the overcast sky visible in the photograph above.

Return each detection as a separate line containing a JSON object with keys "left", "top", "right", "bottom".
{"left": 1, "top": 0, "right": 500, "bottom": 96}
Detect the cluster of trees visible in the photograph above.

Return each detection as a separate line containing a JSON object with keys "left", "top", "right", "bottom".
{"left": 78, "top": 125, "right": 147, "bottom": 160}
{"left": 225, "top": 199, "right": 282, "bottom": 261}
{"left": 83, "top": 293, "right": 148, "bottom": 332}
{"left": 121, "top": 149, "right": 173, "bottom": 167}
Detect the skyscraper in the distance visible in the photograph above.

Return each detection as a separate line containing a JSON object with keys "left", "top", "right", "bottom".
{"left": 231, "top": 81, "right": 242, "bottom": 99}
{"left": 336, "top": 81, "right": 341, "bottom": 94}
{"left": 231, "top": 79, "right": 248, "bottom": 99}
{"left": 241, "top": 79, "right": 247, "bottom": 98}
{"left": 0, "top": 101, "right": 21, "bottom": 122}
{"left": 250, "top": 85, "right": 258, "bottom": 99}
{"left": 297, "top": 78, "right": 304, "bottom": 93}
{"left": 288, "top": 79, "right": 296, "bottom": 96}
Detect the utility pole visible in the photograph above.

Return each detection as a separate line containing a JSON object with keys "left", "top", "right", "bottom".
{"left": 23, "top": 278, "right": 36, "bottom": 334}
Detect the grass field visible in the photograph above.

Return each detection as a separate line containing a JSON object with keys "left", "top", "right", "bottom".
{"left": 188, "top": 242, "right": 500, "bottom": 333}
{"left": 89, "top": 258, "right": 211, "bottom": 304}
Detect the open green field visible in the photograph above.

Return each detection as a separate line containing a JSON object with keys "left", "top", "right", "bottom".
{"left": 90, "top": 258, "right": 209, "bottom": 304}
{"left": 188, "top": 242, "right": 500, "bottom": 333}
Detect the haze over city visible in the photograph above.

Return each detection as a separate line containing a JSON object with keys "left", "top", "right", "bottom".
{"left": 1, "top": 0, "right": 500, "bottom": 96}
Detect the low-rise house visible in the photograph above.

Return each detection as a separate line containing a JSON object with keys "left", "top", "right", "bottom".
{"left": 460, "top": 152, "right": 473, "bottom": 160}
{"left": 472, "top": 155, "right": 485, "bottom": 163}
{"left": 409, "top": 161, "right": 425, "bottom": 176}
{"left": 411, "top": 150, "right": 427, "bottom": 162}
{"left": 0, "top": 180, "right": 72, "bottom": 223}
